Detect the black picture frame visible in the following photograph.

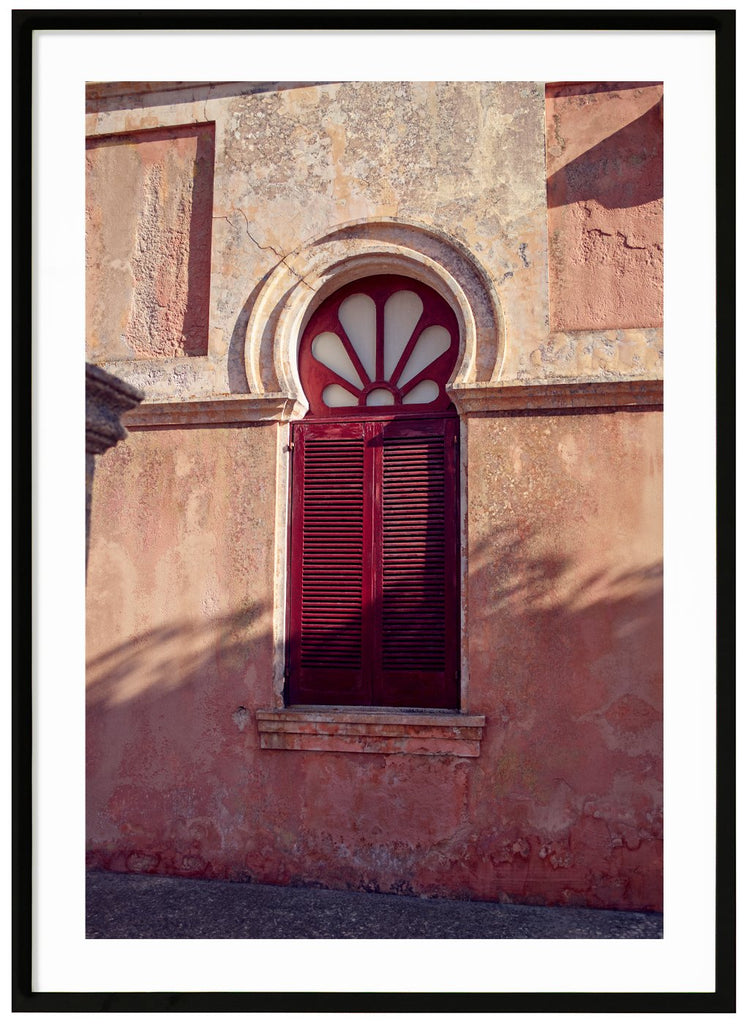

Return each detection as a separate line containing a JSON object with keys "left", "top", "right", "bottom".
{"left": 13, "top": 7, "right": 735, "bottom": 1013}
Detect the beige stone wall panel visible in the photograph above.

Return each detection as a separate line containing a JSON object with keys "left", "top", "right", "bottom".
{"left": 87, "top": 81, "right": 662, "bottom": 396}
{"left": 219, "top": 81, "right": 549, "bottom": 380}
{"left": 88, "top": 82, "right": 553, "bottom": 391}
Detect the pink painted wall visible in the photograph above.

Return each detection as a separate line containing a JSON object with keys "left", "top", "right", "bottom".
{"left": 86, "top": 409, "right": 662, "bottom": 910}
{"left": 87, "top": 425, "right": 278, "bottom": 873}
{"left": 546, "top": 83, "right": 663, "bottom": 331}
{"left": 86, "top": 124, "right": 214, "bottom": 360}
{"left": 465, "top": 409, "right": 662, "bottom": 909}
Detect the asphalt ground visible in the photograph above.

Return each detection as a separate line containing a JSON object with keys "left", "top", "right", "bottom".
{"left": 86, "top": 869, "right": 662, "bottom": 939}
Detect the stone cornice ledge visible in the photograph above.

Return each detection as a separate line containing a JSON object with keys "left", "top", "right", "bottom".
{"left": 123, "top": 394, "right": 307, "bottom": 428}
{"left": 121, "top": 380, "right": 663, "bottom": 427}
{"left": 448, "top": 378, "right": 663, "bottom": 414}
{"left": 256, "top": 708, "right": 486, "bottom": 757}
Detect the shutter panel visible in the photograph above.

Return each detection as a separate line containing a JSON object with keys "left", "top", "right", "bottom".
{"left": 287, "top": 421, "right": 371, "bottom": 705}
{"left": 374, "top": 417, "right": 460, "bottom": 709}
{"left": 287, "top": 416, "right": 459, "bottom": 709}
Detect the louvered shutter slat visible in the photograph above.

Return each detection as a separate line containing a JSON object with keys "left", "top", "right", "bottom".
{"left": 382, "top": 434, "right": 446, "bottom": 672}
{"left": 288, "top": 425, "right": 370, "bottom": 703}
{"left": 301, "top": 436, "right": 364, "bottom": 668}
{"left": 375, "top": 420, "right": 459, "bottom": 708}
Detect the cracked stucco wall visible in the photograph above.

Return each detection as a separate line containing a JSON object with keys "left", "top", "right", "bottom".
{"left": 86, "top": 82, "right": 663, "bottom": 392}
{"left": 545, "top": 83, "right": 663, "bottom": 332}
{"left": 86, "top": 82, "right": 550, "bottom": 388}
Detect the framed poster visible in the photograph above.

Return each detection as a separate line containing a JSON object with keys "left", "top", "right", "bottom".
{"left": 14, "top": 6, "right": 734, "bottom": 1013}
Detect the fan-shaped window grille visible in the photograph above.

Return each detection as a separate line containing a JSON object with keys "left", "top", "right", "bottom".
{"left": 298, "top": 275, "right": 459, "bottom": 416}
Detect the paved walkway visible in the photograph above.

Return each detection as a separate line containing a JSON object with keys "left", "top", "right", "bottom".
{"left": 86, "top": 870, "right": 662, "bottom": 939}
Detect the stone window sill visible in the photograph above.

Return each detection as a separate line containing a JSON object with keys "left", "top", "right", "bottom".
{"left": 256, "top": 707, "right": 485, "bottom": 757}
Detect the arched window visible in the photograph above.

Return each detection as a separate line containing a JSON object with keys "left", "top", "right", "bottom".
{"left": 286, "top": 275, "right": 461, "bottom": 709}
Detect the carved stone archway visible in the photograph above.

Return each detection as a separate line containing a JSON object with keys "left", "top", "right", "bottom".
{"left": 243, "top": 218, "right": 506, "bottom": 417}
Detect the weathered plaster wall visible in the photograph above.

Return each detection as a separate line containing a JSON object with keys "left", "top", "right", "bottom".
{"left": 545, "top": 83, "right": 663, "bottom": 333}
{"left": 86, "top": 424, "right": 278, "bottom": 867}
{"left": 86, "top": 123, "right": 214, "bottom": 360}
{"left": 465, "top": 408, "right": 662, "bottom": 909}
{"left": 86, "top": 409, "right": 661, "bottom": 910}
{"left": 87, "top": 82, "right": 551, "bottom": 391}
{"left": 213, "top": 80, "right": 549, "bottom": 377}
{"left": 86, "top": 82, "right": 664, "bottom": 394}
{"left": 85, "top": 81, "right": 663, "bottom": 912}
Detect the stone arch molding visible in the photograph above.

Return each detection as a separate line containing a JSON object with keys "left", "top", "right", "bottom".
{"left": 244, "top": 219, "right": 505, "bottom": 416}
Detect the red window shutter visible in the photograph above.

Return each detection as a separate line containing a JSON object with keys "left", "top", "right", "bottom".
{"left": 287, "top": 416, "right": 459, "bottom": 710}
{"left": 375, "top": 417, "right": 460, "bottom": 709}
{"left": 287, "top": 421, "right": 371, "bottom": 705}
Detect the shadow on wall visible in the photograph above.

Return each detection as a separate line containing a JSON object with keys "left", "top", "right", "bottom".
{"left": 185, "top": 125, "right": 216, "bottom": 353}
{"left": 86, "top": 601, "right": 275, "bottom": 878}
{"left": 226, "top": 271, "right": 270, "bottom": 394}
{"left": 86, "top": 540, "right": 663, "bottom": 715}
{"left": 546, "top": 81, "right": 662, "bottom": 97}
{"left": 86, "top": 518, "right": 662, "bottom": 906}
{"left": 467, "top": 525, "right": 663, "bottom": 726}
{"left": 547, "top": 100, "right": 663, "bottom": 210}
{"left": 86, "top": 603, "right": 271, "bottom": 713}
{"left": 86, "top": 122, "right": 215, "bottom": 359}
{"left": 461, "top": 528, "right": 662, "bottom": 909}
{"left": 469, "top": 526, "right": 662, "bottom": 630}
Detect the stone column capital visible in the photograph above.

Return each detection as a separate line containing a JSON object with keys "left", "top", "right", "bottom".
{"left": 86, "top": 363, "right": 143, "bottom": 455}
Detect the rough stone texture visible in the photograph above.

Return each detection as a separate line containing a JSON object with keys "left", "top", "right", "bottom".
{"left": 85, "top": 82, "right": 663, "bottom": 396}
{"left": 86, "top": 123, "right": 214, "bottom": 360}
{"left": 256, "top": 709, "right": 486, "bottom": 756}
{"left": 86, "top": 82, "right": 550, "bottom": 388}
{"left": 545, "top": 83, "right": 663, "bottom": 333}
{"left": 85, "top": 363, "right": 144, "bottom": 456}
{"left": 215, "top": 79, "right": 549, "bottom": 378}
{"left": 525, "top": 327, "right": 662, "bottom": 380}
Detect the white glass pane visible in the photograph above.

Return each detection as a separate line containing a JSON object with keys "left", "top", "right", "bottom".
{"left": 365, "top": 388, "right": 396, "bottom": 407}
{"left": 322, "top": 383, "right": 359, "bottom": 407}
{"left": 383, "top": 291, "right": 423, "bottom": 381}
{"left": 396, "top": 325, "right": 451, "bottom": 386}
{"left": 402, "top": 379, "right": 439, "bottom": 404}
{"left": 311, "top": 332, "right": 364, "bottom": 388}
{"left": 339, "top": 293, "right": 376, "bottom": 382}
